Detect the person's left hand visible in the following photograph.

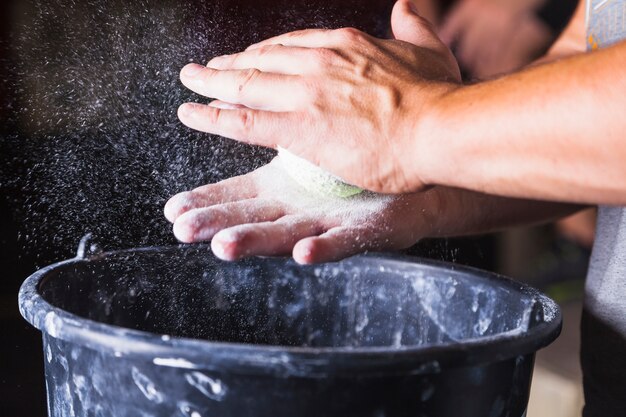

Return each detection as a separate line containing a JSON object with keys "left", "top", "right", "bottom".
{"left": 177, "top": 0, "right": 461, "bottom": 194}
{"left": 164, "top": 158, "right": 437, "bottom": 264}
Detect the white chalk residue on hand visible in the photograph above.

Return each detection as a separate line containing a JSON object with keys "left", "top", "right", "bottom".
{"left": 254, "top": 157, "right": 393, "bottom": 227}
{"left": 276, "top": 147, "right": 363, "bottom": 198}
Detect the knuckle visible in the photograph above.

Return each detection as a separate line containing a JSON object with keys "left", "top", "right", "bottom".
{"left": 313, "top": 47, "right": 339, "bottom": 66}
{"left": 334, "top": 27, "right": 362, "bottom": 42}
{"left": 303, "top": 79, "right": 324, "bottom": 105}
{"left": 236, "top": 110, "right": 255, "bottom": 135}
{"left": 379, "top": 85, "right": 402, "bottom": 109}
{"left": 208, "top": 107, "right": 223, "bottom": 124}
{"left": 285, "top": 31, "right": 300, "bottom": 39}
{"left": 285, "top": 29, "right": 308, "bottom": 41}
{"left": 256, "top": 44, "right": 278, "bottom": 57}
{"left": 236, "top": 68, "right": 261, "bottom": 97}
{"left": 227, "top": 53, "right": 242, "bottom": 67}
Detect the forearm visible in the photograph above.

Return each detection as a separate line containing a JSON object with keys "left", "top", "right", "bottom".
{"left": 418, "top": 41, "right": 626, "bottom": 205}
{"left": 420, "top": 186, "right": 583, "bottom": 238}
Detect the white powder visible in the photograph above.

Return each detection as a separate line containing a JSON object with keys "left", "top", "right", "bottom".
{"left": 252, "top": 157, "right": 393, "bottom": 226}
{"left": 276, "top": 147, "right": 363, "bottom": 198}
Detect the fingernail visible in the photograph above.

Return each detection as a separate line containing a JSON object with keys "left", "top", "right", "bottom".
{"left": 183, "top": 63, "right": 203, "bottom": 76}
{"left": 178, "top": 103, "right": 195, "bottom": 117}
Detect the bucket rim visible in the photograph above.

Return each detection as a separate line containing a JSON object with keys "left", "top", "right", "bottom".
{"left": 18, "top": 244, "right": 562, "bottom": 377}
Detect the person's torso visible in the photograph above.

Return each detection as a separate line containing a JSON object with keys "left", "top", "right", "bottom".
{"left": 585, "top": 0, "right": 626, "bottom": 328}
{"left": 586, "top": 0, "right": 626, "bottom": 49}
{"left": 582, "top": 2, "right": 626, "bottom": 416}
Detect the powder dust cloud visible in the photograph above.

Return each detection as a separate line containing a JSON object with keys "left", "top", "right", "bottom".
{"left": 0, "top": 0, "right": 391, "bottom": 265}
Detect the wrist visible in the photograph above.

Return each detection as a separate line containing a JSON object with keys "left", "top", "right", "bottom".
{"left": 408, "top": 185, "right": 465, "bottom": 240}
{"left": 407, "top": 82, "right": 463, "bottom": 190}
{"left": 398, "top": 187, "right": 450, "bottom": 242}
{"left": 418, "top": 186, "right": 452, "bottom": 238}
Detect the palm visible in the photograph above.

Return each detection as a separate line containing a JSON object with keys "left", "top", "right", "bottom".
{"left": 164, "top": 158, "right": 427, "bottom": 264}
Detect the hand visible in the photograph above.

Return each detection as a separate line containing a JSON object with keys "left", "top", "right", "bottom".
{"left": 439, "top": 0, "right": 552, "bottom": 78}
{"left": 164, "top": 158, "right": 439, "bottom": 264}
{"left": 177, "top": 0, "right": 461, "bottom": 194}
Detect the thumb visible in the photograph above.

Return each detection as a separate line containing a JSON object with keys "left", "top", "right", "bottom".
{"left": 391, "top": 0, "right": 440, "bottom": 47}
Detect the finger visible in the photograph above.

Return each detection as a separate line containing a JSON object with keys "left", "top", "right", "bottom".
{"left": 177, "top": 103, "right": 295, "bottom": 149}
{"left": 292, "top": 226, "right": 383, "bottom": 264}
{"left": 210, "top": 216, "right": 326, "bottom": 261}
{"left": 172, "top": 199, "right": 286, "bottom": 243}
{"left": 180, "top": 63, "right": 304, "bottom": 110}
{"left": 164, "top": 175, "right": 257, "bottom": 223}
{"left": 208, "top": 44, "right": 318, "bottom": 75}
{"left": 391, "top": 0, "right": 444, "bottom": 50}
{"left": 246, "top": 28, "right": 336, "bottom": 50}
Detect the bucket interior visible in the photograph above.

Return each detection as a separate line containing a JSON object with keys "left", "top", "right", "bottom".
{"left": 38, "top": 249, "right": 540, "bottom": 349}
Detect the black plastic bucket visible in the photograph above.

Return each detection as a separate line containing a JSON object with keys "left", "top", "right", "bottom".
{"left": 19, "top": 242, "right": 561, "bottom": 417}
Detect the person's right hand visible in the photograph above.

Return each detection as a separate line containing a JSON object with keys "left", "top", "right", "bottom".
{"left": 439, "top": 0, "right": 552, "bottom": 78}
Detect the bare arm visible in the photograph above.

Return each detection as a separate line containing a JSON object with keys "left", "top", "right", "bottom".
{"left": 419, "top": 1, "right": 626, "bottom": 204}
{"left": 416, "top": 1, "right": 589, "bottom": 237}
{"left": 176, "top": 0, "right": 621, "bottom": 206}
{"left": 420, "top": 39, "right": 626, "bottom": 205}
{"left": 420, "top": 187, "right": 583, "bottom": 238}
